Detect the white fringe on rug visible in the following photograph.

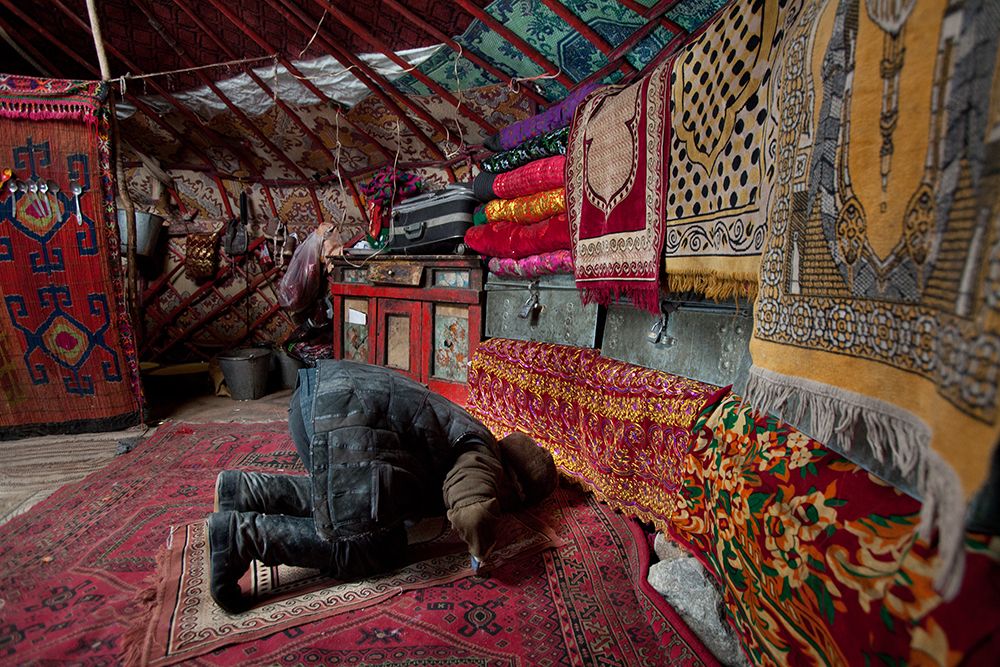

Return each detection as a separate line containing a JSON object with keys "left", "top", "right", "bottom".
{"left": 744, "top": 365, "right": 966, "bottom": 601}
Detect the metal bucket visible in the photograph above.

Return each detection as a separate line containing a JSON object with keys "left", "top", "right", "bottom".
{"left": 217, "top": 347, "right": 272, "bottom": 400}
{"left": 273, "top": 349, "right": 305, "bottom": 389}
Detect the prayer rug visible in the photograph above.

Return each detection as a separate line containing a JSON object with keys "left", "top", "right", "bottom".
{"left": 467, "top": 337, "right": 729, "bottom": 530}
{"left": 566, "top": 56, "right": 675, "bottom": 313}
{"left": 745, "top": 0, "right": 1000, "bottom": 597}
{"left": 661, "top": 0, "right": 783, "bottom": 300}
{"left": 0, "top": 420, "right": 713, "bottom": 665}
{"left": 134, "top": 510, "right": 561, "bottom": 665}
{"left": 0, "top": 75, "right": 142, "bottom": 438}
{"left": 669, "top": 394, "right": 1000, "bottom": 666}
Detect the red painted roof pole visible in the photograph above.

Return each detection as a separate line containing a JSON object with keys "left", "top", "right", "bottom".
{"left": 314, "top": 0, "right": 498, "bottom": 135}
{"left": 172, "top": 0, "right": 367, "bottom": 221}
{"left": 134, "top": 0, "right": 316, "bottom": 218}
{"left": 538, "top": 0, "right": 636, "bottom": 75}
{"left": 48, "top": 0, "right": 263, "bottom": 216}
{"left": 452, "top": 0, "right": 576, "bottom": 90}
{"left": 200, "top": 0, "right": 396, "bottom": 163}
{"left": 268, "top": 0, "right": 451, "bottom": 163}
{"left": 379, "top": 0, "right": 548, "bottom": 108}
{"left": 616, "top": 0, "right": 688, "bottom": 37}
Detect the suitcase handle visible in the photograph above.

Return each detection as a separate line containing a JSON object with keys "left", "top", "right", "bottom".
{"left": 403, "top": 221, "right": 425, "bottom": 240}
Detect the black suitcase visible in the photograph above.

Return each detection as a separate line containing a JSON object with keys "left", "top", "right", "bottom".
{"left": 386, "top": 184, "right": 478, "bottom": 254}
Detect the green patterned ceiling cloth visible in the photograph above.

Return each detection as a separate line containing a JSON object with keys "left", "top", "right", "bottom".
{"left": 395, "top": 0, "right": 732, "bottom": 102}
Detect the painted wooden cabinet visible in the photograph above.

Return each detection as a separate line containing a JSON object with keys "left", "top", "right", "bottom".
{"left": 328, "top": 255, "right": 484, "bottom": 404}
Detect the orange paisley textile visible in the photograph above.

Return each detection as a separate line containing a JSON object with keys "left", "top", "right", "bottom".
{"left": 466, "top": 338, "right": 727, "bottom": 529}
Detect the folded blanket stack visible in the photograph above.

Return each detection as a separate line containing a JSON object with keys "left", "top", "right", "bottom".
{"left": 465, "top": 84, "right": 599, "bottom": 272}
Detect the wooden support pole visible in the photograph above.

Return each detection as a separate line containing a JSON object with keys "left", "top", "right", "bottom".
{"left": 84, "top": 0, "right": 141, "bottom": 348}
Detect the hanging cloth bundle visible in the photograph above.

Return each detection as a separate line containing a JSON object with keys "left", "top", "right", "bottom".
{"left": 223, "top": 191, "right": 250, "bottom": 257}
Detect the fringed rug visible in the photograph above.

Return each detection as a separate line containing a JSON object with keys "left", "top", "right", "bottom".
{"left": 0, "top": 420, "right": 714, "bottom": 666}
{"left": 745, "top": 0, "right": 1000, "bottom": 598}
{"left": 0, "top": 75, "right": 142, "bottom": 439}
{"left": 132, "top": 512, "right": 562, "bottom": 665}
{"left": 566, "top": 57, "right": 673, "bottom": 313}
{"left": 661, "top": 0, "right": 781, "bottom": 300}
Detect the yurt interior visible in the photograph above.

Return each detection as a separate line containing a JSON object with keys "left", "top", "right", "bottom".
{"left": 0, "top": 0, "right": 998, "bottom": 664}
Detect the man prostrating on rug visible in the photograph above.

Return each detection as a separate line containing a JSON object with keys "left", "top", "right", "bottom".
{"left": 206, "top": 360, "right": 558, "bottom": 613}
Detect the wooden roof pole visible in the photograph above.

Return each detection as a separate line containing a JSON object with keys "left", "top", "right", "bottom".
{"left": 270, "top": 0, "right": 452, "bottom": 144}
{"left": 49, "top": 0, "right": 261, "bottom": 193}
{"left": 198, "top": 0, "right": 396, "bottom": 163}
{"left": 311, "top": 0, "right": 497, "bottom": 134}
{"left": 267, "top": 0, "right": 451, "bottom": 163}
{"left": 576, "top": 0, "right": 690, "bottom": 90}
{"left": 85, "top": 0, "right": 140, "bottom": 339}
{"left": 171, "top": 0, "right": 366, "bottom": 228}
{"left": 0, "top": 15, "right": 58, "bottom": 75}
{"left": 134, "top": 0, "right": 316, "bottom": 219}
{"left": 451, "top": 0, "right": 576, "bottom": 90}
{"left": 615, "top": 0, "right": 688, "bottom": 37}
{"left": 537, "top": 0, "right": 635, "bottom": 72}
{"left": 378, "top": 0, "right": 547, "bottom": 107}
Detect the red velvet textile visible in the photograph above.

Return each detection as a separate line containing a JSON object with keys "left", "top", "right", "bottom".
{"left": 464, "top": 212, "right": 570, "bottom": 259}
{"left": 492, "top": 155, "right": 567, "bottom": 199}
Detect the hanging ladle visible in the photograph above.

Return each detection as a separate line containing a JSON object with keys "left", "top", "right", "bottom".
{"left": 70, "top": 181, "right": 83, "bottom": 225}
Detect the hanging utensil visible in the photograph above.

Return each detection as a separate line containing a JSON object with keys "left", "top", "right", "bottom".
{"left": 70, "top": 181, "right": 83, "bottom": 225}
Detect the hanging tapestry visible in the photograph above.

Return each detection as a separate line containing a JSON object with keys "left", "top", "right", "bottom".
{"left": 661, "top": 0, "right": 782, "bottom": 300}
{"left": 0, "top": 75, "right": 142, "bottom": 439}
{"left": 745, "top": 0, "right": 1000, "bottom": 598}
{"left": 566, "top": 56, "right": 674, "bottom": 313}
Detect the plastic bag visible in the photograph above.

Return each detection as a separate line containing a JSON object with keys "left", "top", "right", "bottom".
{"left": 277, "top": 230, "right": 324, "bottom": 313}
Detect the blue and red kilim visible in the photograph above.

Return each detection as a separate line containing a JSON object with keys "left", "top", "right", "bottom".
{"left": 0, "top": 75, "right": 142, "bottom": 439}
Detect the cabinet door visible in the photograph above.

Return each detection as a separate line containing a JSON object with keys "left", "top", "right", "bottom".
{"left": 340, "top": 297, "right": 374, "bottom": 363}
{"left": 425, "top": 302, "right": 480, "bottom": 404}
{"left": 375, "top": 299, "right": 422, "bottom": 381}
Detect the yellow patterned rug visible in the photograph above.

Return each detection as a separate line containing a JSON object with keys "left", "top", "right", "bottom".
{"left": 746, "top": 0, "right": 1000, "bottom": 598}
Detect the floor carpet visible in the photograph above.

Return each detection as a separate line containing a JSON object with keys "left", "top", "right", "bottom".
{"left": 0, "top": 420, "right": 715, "bottom": 666}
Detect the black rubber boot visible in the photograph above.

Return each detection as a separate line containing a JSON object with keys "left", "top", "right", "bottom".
{"left": 205, "top": 510, "right": 407, "bottom": 614}
{"left": 213, "top": 470, "right": 312, "bottom": 516}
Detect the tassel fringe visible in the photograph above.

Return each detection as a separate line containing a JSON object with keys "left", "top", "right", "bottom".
{"left": 580, "top": 283, "right": 661, "bottom": 313}
{"left": 744, "top": 365, "right": 966, "bottom": 601}
{"left": 664, "top": 271, "right": 758, "bottom": 302}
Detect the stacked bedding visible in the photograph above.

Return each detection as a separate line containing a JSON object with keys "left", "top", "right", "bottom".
{"left": 467, "top": 87, "right": 597, "bottom": 277}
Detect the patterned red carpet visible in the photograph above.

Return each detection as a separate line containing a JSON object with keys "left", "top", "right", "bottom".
{"left": 0, "top": 421, "right": 715, "bottom": 665}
